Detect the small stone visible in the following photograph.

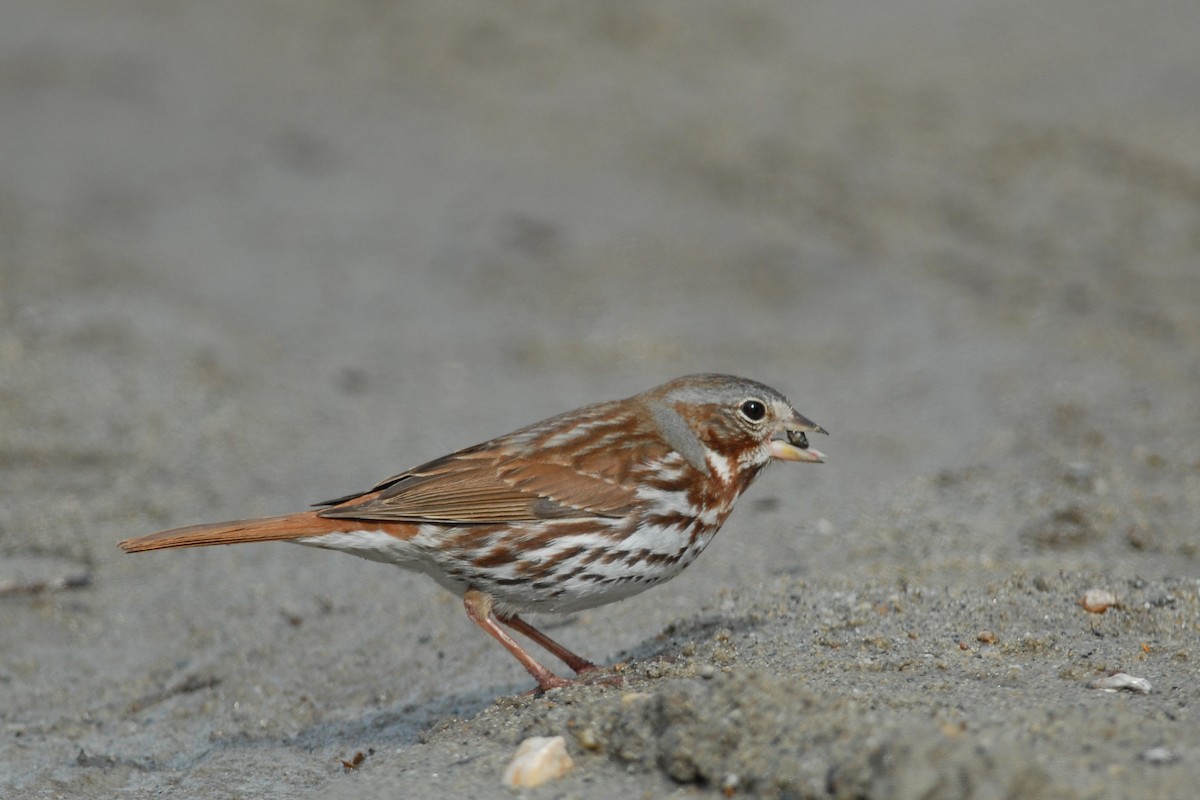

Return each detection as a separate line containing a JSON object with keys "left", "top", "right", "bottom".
{"left": 575, "top": 726, "right": 602, "bottom": 751}
{"left": 976, "top": 630, "right": 997, "bottom": 644}
{"left": 1141, "top": 747, "right": 1178, "bottom": 764}
{"left": 502, "top": 736, "right": 574, "bottom": 788}
{"left": 1088, "top": 672, "right": 1151, "bottom": 694}
{"left": 1079, "top": 589, "right": 1117, "bottom": 613}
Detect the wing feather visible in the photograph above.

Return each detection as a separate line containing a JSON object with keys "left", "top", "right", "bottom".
{"left": 316, "top": 402, "right": 671, "bottom": 525}
{"left": 317, "top": 450, "right": 640, "bottom": 524}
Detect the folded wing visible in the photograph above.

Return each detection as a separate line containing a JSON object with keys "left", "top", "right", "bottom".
{"left": 317, "top": 449, "right": 639, "bottom": 524}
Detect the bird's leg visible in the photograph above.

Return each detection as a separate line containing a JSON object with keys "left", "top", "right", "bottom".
{"left": 462, "top": 589, "right": 571, "bottom": 692}
{"left": 498, "top": 613, "right": 599, "bottom": 675}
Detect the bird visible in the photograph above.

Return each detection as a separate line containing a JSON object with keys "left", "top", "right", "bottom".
{"left": 120, "top": 374, "right": 827, "bottom": 692}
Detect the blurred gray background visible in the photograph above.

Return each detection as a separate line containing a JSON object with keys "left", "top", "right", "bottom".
{"left": 2, "top": 1, "right": 1198, "bottom": 797}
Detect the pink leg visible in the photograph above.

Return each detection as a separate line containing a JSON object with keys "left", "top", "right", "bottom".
{"left": 499, "top": 614, "right": 598, "bottom": 675}
{"left": 463, "top": 590, "right": 570, "bottom": 692}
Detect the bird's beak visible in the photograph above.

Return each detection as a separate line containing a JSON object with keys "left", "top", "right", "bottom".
{"left": 768, "top": 412, "right": 828, "bottom": 463}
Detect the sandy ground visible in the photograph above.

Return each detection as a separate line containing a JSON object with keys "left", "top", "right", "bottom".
{"left": 2, "top": 1, "right": 1199, "bottom": 797}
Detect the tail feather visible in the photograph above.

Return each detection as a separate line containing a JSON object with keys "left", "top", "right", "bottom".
{"left": 119, "top": 513, "right": 325, "bottom": 552}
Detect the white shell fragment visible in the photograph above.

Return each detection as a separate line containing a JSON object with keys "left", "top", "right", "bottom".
{"left": 1141, "top": 747, "right": 1178, "bottom": 764}
{"left": 1088, "top": 672, "right": 1151, "bottom": 694}
{"left": 1079, "top": 589, "right": 1117, "bottom": 613}
{"left": 502, "top": 736, "right": 574, "bottom": 788}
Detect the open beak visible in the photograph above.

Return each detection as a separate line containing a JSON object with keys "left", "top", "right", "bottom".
{"left": 768, "top": 411, "right": 828, "bottom": 463}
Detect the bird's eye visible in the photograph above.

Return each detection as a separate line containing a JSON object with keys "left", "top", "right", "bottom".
{"left": 739, "top": 399, "right": 767, "bottom": 422}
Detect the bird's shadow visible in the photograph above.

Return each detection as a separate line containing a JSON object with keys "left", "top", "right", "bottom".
{"left": 152, "top": 687, "right": 499, "bottom": 772}
{"left": 147, "top": 610, "right": 767, "bottom": 770}
{"left": 290, "top": 610, "right": 763, "bottom": 748}
{"left": 286, "top": 688, "right": 497, "bottom": 752}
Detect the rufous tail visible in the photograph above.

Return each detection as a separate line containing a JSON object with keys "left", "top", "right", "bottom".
{"left": 119, "top": 512, "right": 332, "bottom": 552}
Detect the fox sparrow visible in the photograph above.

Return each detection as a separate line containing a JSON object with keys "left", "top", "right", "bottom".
{"left": 120, "top": 374, "right": 826, "bottom": 692}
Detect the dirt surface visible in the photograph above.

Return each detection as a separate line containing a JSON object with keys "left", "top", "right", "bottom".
{"left": 2, "top": 1, "right": 1199, "bottom": 798}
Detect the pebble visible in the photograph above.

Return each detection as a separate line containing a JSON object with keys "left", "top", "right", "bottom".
{"left": 1088, "top": 672, "right": 1152, "bottom": 694}
{"left": 575, "top": 726, "right": 602, "bottom": 751}
{"left": 1079, "top": 589, "right": 1117, "bottom": 614}
{"left": 1141, "top": 747, "right": 1178, "bottom": 764}
{"left": 501, "top": 736, "right": 574, "bottom": 788}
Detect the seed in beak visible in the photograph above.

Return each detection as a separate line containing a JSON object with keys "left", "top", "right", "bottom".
{"left": 786, "top": 430, "right": 809, "bottom": 450}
